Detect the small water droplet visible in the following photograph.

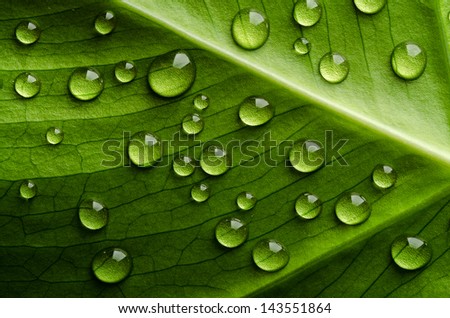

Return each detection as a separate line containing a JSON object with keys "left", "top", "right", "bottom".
{"left": 14, "top": 72, "right": 41, "bottom": 98}
{"left": 236, "top": 191, "right": 257, "bottom": 210}
{"left": 391, "top": 41, "right": 426, "bottom": 80}
{"left": 354, "top": 0, "right": 386, "bottom": 14}
{"left": 68, "top": 67, "right": 104, "bottom": 101}
{"left": 215, "top": 217, "right": 248, "bottom": 248}
{"left": 78, "top": 199, "right": 108, "bottom": 230}
{"left": 231, "top": 8, "right": 270, "bottom": 50}
{"left": 293, "top": 0, "right": 322, "bottom": 27}
{"left": 46, "top": 127, "right": 64, "bottom": 145}
{"left": 148, "top": 50, "right": 196, "bottom": 98}
{"left": 182, "top": 113, "right": 204, "bottom": 135}
{"left": 294, "top": 37, "right": 311, "bottom": 55}
{"left": 173, "top": 155, "right": 195, "bottom": 177}
{"left": 295, "top": 192, "right": 322, "bottom": 219}
{"left": 391, "top": 235, "right": 432, "bottom": 270}
{"left": 252, "top": 239, "right": 289, "bottom": 272}
{"left": 289, "top": 139, "right": 324, "bottom": 173}
{"left": 15, "top": 21, "right": 41, "bottom": 45}
{"left": 193, "top": 94, "right": 209, "bottom": 111}
{"left": 20, "top": 180, "right": 37, "bottom": 199}
{"left": 319, "top": 52, "right": 350, "bottom": 83}
{"left": 239, "top": 97, "right": 274, "bottom": 126}
{"left": 335, "top": 192, "right": 371, "bottom": 225}
{"left": 200, "top": 145, "right": 230, "bottom": 176}
{"left": 94, "top": 10, "right": 116, "bottom": 35}
{"left": 92, "top": 247, "right": 132, "bottom": 283}
{"left": 372, "top": 164, "right": 397, "bottom": 189}
{"left": 191, "top": 183, "right": 210, "bottom": 202}
{"left": 127, "top": 131, "right": 162, "bottom": 168}
{"left": 114, "top": 60, "right": 137, "bottom": 83}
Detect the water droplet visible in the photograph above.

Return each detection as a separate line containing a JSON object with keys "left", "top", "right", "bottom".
{"left": 114, "top": 60, "right": 137, "bottom": 83}
{"left": 252, "top": 239, "right": 289, "bottom": 272}
{"left": 46, "top": 127, "right": 64, "bottom": 145}
{"left": 20, "top": 180, "right": 37, "bottom": 199}
{"left": 294, "top": 37, "right": 311, "bottom": 55}
{"left": 293, "top": 0, "right": 322, "bottom": 27}
{"left": 295, "top": 192, "right": 322, "bottom": 219}
{"left": 391, "top": 236, "right": 432, "bottom": 270}
{"left": 14, "top": 72, "right": 41, "bottom": 98}
{"left": 182, "top": 113, "right": 204, "bottom": 135}
{"left": 200, "top": 145, "right": 230, "bottom": 176}
{"left": 68, "top": 67, "right": 104, "bottom": 101}
{"left": 148, "top": 50, "right": 196, "bottom": 98}
{"left": 127, "top": 131, "right": 162, "bottom": 168}
{"left": 239, "top": 97, "right": 274, "bottom": 126}
{"left": 79, "top": 199, "right": 108, "bottom": 230}
{"left": 231, "top": 8, "right": 270, "bottom": 50}
{"left": 94, "top": 10, "right": 116, "bottom": 35}
{"left": 191, "top": 183, "right": 210, "bottom": 202}
{"left": 319, "top": 52, "right": 350, "bottom": 83}
{"left": 391, "top": 41, "right": 426, "bottom": 80}
{"left": 372, "top": 164, "right": 397, "bottom": 189}
{"left": 193, "top": 94, "right": 209, "bottom": 111}
{"left": 289, "top": 139, "right": 324, "bottom": 173}
{"left": 335, "top": 192, "right": 371, "bottom": 225}
{"left": 354, "top": 0, "right": 386, "bottom": 14}
{"left": 92, "top": 247, "right": 132, "bottom": 283}
{"left": 215, "top": 217, "right": 248, "bottom": 248}
{"left": 173, "top": 155, "right": 195, "bottom": 177}
{"left": 15, "top": 21, "right": 41, "bottom": 45}
{"left": 236, "top": 191, "right": 257, "bottom": 210}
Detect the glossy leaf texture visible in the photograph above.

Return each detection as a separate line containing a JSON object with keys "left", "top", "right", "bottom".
{"left": 0, "top": 0, "right": 449, "bottom": 297}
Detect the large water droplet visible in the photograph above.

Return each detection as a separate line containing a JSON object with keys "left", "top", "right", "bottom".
{"left": 293, "top": 0, "right": 322, "bottom": 27}
{"left": 335, "top": 192, "right": 371, "bottom": 225}
{"left": 173, "top": 155, "right": 195, "bottom": 177}
{"left": 46, "top": 127, "right": 64, "bottom": 145}
{"left": 319, "top": 52, "right": 350, "bottom": 83}
{"left": 295, "top": 192, "right": 322, "bottom": 219}
{"left": 236, "top": 191, "right": 257, "bottom": 211}
{"left": 191, "top": 183, "right": 210, "bottom": 202}
{"left": 215, "top": 217, "right": 248, "bottom": 248}
{"left": 94, "top": 10, "right": 116, "bottom": 35}
{"left": 239, "top": 97, "right": 274, "bottom": 126}
{"left": 14, "top": 72, "right": 41, "bottom": 98}
{"left": 391, "top": 42, "right": 426, "bottom": 80}
{"left": 391, "top": 236, "right": 432, "bottom": 270}
{"left": 354, "top": 0, "right": 386, "bottom": 14}
{"left": 200, "top": 145, "right": 230, "bottom": 176}
{"left": 289, "top": 139, "right": 324, "bottom": 173}
{"left": 148, "top": 50, "right": 196, "bottom": 98}
{"left": 68, "top": 67, "right": 104, "bottom": 101}
{"left": 20, "top": 180, "right": 37, "bottom": 199}
{"left": 92, "top": 247, "right": 132, "bottom": 283}
{"left": 15, "top": 21, "right": 41, "bottom": 45}
{"left": 372, "top": 164, "right": 397, "bottom": 189}
{"left": 231, "top": 8, "right": 269, "bottom": 50}
{"left": 79, "top": 199, "right": 108, "bottom": 230}
{"left": 252, "top": 239, "right": 289, "bottom": 272}
{"left": 294, "top": 37, "right": 311, "bottom": 55}
{"left": 182, "top": 113, "right": 204, "bottom": 135}
{"left": 127, "top": 131, "right": 162, "bottom": 168}
{"left": 193, "top": 94, "right": 209, "bottom": 111}
{"left": 114, "top": 61, "right": 137, "bottom": 83}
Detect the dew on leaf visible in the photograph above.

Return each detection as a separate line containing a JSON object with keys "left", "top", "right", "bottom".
{"left": 391, "top": 236, "right": 432, "bottom": 270}
{"left": 114, "top": 61, "right": 137, "bottom": 83}
{"left": 148, "top": 50, "right": 196, "bottom": 97}
{"left": 14, "top": 72, "right": 41, "bottom": 98}
{"left": 15, "top": 21, "right": 41, "bottom": 45}
{"left": 46, "top": 127, "right": 64, "bottom": 145}
{"left": 238, "top": 97, "right": 274, "bottom": 126}
{"left": 335, "top": 192, "right": 371, "bottom": 225}
{"left": 94, "top": 10, "right": 116, "bottom": 35}
{"left": 127, "top": 131, "right": 162, "bottom": 168}
{"left": 295, "top": 192, "right": 322, "bottom": 219}
{"left": 294, "top": 37, "right": 311, "bottom": 55}
{"left": 289, "top": 139, "right": 324, "bottom": 173}
{"left": 236, "top": 191, "right": 257, "bottom": 211}
{"left": 79, "top": 199, "right": 108, "bottom": 230}
{"left": 191, "top": 183, "right": 210, "bottom": 202}
{"left": 372, "top": 164, "right": 397, "bottom": 189}
{"left": 391, "top": 42, "right": 426, "bottom": 80}
{"left": 182, "top": 113, "right": 204, "bottom": 135}
{"left": 293, "top": 0, "right": 322, "bottom": 27}
{"left": 319, "top": 52, "right": 350, "bottom": 83}
{"left": 20, "top": 180, "right": 37, "bottom": 199}
{"left": 68, "top": 67, "right": 104, "bottom": 101}
{"left": 200, "top": 145, "right": 230, "bottom": 176}
{"left": 354, "top": 0, "right": 386, "bottom": 14}
{"left": 193, "top": 94, "right": 209, "bottom": 111}
{"left": 215, "top": 217, "right": 248, "bottom": 248}
{"left": 231, "top": 8, "right": 269, "bottom": 50}
{"left": 173, "top": 155, "right": 195, "bottom": 177}
{"left": 92, "top": 247, "right": 132, "bottom": 283}
{"left": 253, "top": 239, "right": 289, "bottom": 272}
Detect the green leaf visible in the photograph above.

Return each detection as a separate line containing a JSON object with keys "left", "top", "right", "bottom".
{"left": 0, "top": 0, "right": 449, "bottom": 297}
